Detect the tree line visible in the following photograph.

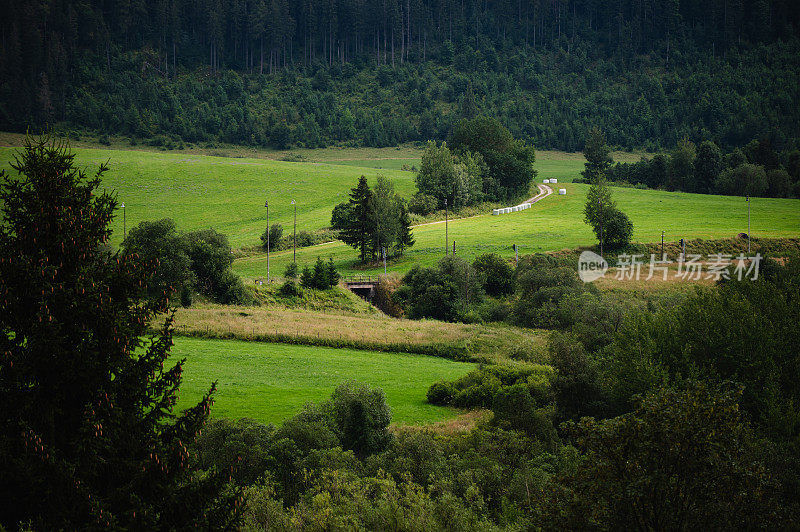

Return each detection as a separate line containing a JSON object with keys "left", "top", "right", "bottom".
{"left": 1, "top": 1, "right": 800, "bottom": 152}
{"left": 602, "top": 136, "right": 800, "bottom": 197}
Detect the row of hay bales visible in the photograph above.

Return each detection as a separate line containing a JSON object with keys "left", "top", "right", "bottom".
{"left": 543, "top": 178, "right": 558, "bottom": 184}
{"left": 492, "top": 203, "right": 532, "bottom": 215}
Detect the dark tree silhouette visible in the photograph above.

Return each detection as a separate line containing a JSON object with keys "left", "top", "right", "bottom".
{"left": 0, "top": 135, "right": 242, "bottom": 530}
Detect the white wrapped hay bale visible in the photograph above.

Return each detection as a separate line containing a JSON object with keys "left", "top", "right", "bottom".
{"left": 559, "top": 188, "right": 567, "bottom": 195}
{"left": 543, "top": 179, "right": 550, "bottom": 184}
{"left": 550, "top": 178, "right": 558, "bottom": 183}
{"left": 492, "top": 209, "right": 501, "bottom": 215}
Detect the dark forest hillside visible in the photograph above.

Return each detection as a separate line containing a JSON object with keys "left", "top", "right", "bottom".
{"left": 2, "top": 0, "right": 799, "bottom": 150}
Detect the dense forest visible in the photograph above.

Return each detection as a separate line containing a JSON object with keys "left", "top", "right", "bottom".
{"left": 2, "top": 0, "right": 800, "bottom": 151}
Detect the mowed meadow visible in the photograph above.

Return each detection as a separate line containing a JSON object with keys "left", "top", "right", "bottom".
{"left": 0, "top": 144, "right": 416, "bottom": 248}
{"left": 171, "top": 337, "right": 475, "bottom": 425}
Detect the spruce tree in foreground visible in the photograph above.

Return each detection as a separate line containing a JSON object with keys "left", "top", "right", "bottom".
{"left": 0, "top": 136, "right": 241, "bottom": 530}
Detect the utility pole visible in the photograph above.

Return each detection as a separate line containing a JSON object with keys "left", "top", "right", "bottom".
{"left": 121, "top": 202, "right": 126, "bottom": 241}
{"left": 444, "top": 198, "right": 449, "bottom": 256}
{"left": 265, "top": 199, "right": 270, "bottom": 282}
{"left": 661, "top": 230, "right": 665, "bottom": 258}
{"left": 291, "top": 199, "right": 297, "bottom": 264}
{"left": 746, "top": 195, "right": 751, "bottom": 253}
{"left": 382, "top": 246, "right": 387, "bottom": 274}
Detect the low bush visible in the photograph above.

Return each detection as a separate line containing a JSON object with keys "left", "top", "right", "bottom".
{"left": 278, "top": 279, "right": 301, "bottom": 297}
{"left": 473, "top": 253, "right": 515, "bottom": 297}
{"left": 260, "top": 223, "right": 283, "bottom": 250}
{"left": 408, "top": 193, "right": 439, "bottom": 215}
{"left": 427, "top": 381, "right": 457, "bottom": 405}
{"left": 300, "top": 257, "right": 340, "bottom": 290}
{"left": 427, "top": 364, "right": 555, "bottom": 409}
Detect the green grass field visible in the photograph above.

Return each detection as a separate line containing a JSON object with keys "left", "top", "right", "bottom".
{"left": 0, "top": 143, "right": 646, "bottom": 249}
{"left": 2, "top": 142, "right": 798, "bottom": 277}
{"left": 172, "top": 337, "right": 474, "bottom": 425}
{"left": 0, "top": 146, "right": 416, "bottom": 248}
{"left": 233, "top": 181, "right": 800, "bottom": 277}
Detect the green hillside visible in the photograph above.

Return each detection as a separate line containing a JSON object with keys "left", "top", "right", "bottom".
{"left": 0, "top": 146, "right": 415, "bottom": 247}
{"left": 234, "top": 181, "right": 800, "bottom": 277}
{"left": 172, "top": 337, "right": 474, "bottom": 425}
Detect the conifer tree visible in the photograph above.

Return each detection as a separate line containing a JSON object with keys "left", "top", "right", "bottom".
{"left": 0, "top": 136, "right": 242, "bottom": 530}
{"left": 581, "top": 127, "right": 613, "bottom": 184}
{"left": 340, "top": 175, "right": 376, "bottom": 263}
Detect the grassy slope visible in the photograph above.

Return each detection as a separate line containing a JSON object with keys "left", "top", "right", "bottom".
{"left": 234, "top": 180, "right": 800, "bottom": 276}
{"left": 0, "top": 145, "right": 416, "bottom": 248}
{"left": 172, "top": 337, "right": 474, "bottom": 425}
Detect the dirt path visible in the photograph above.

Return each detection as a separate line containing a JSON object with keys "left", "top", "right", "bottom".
{"left": 524, "top": 184, "right": 553, "bottom": 204}
{"left": 412, "top": 184, "right": 554, "bottom": 229}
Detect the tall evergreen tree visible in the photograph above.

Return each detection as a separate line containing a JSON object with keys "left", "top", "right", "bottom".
{"left": 581, "top": 127, "right": 613, "bottom": 184}
{"left": 340, "top": 175, "right": 376, "bottom": 262}
{"left": 0, "top": 136, "right": 241, "bottom": 529}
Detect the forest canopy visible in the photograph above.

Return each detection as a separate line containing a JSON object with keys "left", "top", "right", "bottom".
{"left": 1, "top": 1, "right": 800, "bottom": 151}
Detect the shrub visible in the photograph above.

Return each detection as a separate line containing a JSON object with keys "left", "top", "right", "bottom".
{"left": 398, "top": 256, "right": 483, "bottom": 322}
{"left": 477, "top": 299, "right": 511, "bottom": 323}
{"left": 295, "top": 230, "right": 315, "bottom": 248}
{"left": 512, "top": 264, "right": 587, "bottom": 329}
{"left": 278, "top": 279, "right": 301, "bottom": 297}
{"left": 260, "top": 223, "right": 283, "bottom": 250}
{"left": 472, "top": 253, "right": 515, "bottom": 296}
{"left": 217, "top": 270, "right": 251, "bottom": 305}
{"left": 492, "top": 384, "right": 558, "bottom": 447}
{"left": 427, "top": 381, "right": 456, "bottom": 405}
{"left": 408, "top": 192, "right": 439, "bottom": 215}
{"left": 330, "top": 382, "right": 393, "bottom": 459}
{"left": 452, "top": 373, "right": 502, "bottom": 408}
